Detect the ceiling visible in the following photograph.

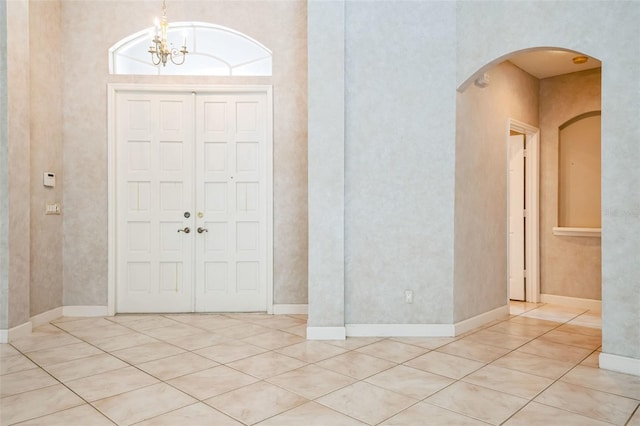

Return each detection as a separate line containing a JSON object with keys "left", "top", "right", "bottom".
{"left": 507, "top": 49, "right": 601, "bottom": 79}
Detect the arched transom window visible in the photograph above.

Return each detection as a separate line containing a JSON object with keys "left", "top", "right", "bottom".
{"left": 109, "top": 22, "right": 272, "bottom": 76}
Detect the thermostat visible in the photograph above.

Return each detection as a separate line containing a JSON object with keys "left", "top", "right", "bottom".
{"left": 43, "top": 172, "right": 56, "bottom": 187}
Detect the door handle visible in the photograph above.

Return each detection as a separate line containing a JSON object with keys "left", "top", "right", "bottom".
{"left": 177, "top": 227, "right": 191, "bottom": 233}
{"left": 197, "top": 227, "right": 208, "bottom": 234}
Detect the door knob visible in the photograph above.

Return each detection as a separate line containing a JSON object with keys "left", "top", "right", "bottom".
{"left": 197, "top": 227, "right": 208, "bottom": 234}
{"left": 177, "top": 227, "right": 191, "bottom": 233}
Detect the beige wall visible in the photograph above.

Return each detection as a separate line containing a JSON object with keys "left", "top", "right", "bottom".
{"left": 4, "top": 0, "right": 31, "bottom": 328}
{"left": 29, "top": 0, "right": 64, "bottom": 316}
{"left": 540, "top": 68, "right": 601, "bottom": 300}
{"left": 454, "top": 61, "right": 539, "bottom": 321}
{"left": 60, "top": 0, "right": 308, "bottom": 307}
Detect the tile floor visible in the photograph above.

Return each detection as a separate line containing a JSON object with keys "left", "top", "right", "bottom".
{"left": 1, "top": 302, "right": 639, "bottom": 425}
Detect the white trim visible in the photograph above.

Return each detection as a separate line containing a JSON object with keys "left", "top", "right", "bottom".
{"left": 540, "top": 294, "right": 602, "bottom": 311}
{"left": 599, "top": 352, "right": 640, "bottom": 377}
{"left": 346, "top": 324, "right": 455, "bottom": 338}
{"left": 508, "top": 119, "right": 540, "bottom": 303}
{"left": 552, "top": 227, "right": 601, "bottom": 237}
{"left": 272, "top": 304, "right": 308, "bottom": 315}
{"left": 0, "top": 321, "right": 32, "bottom": 343}
{"left": 454, "top": 305, "right": 510, "bottom": 335}
{"left": 107, "top": 84, "right": 274, "bottom": 316}
{"left": 30, "top": 307, "right": 63, "bottom": 328}
{"left": 63, "top": 306, "right": 110, "bottom": 317}
{"left": 307, "top": 326, "right": 346, "bottom": 340}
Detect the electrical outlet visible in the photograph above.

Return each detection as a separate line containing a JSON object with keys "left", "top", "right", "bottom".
{"left": 404, "top": 289, "right": 413, "bottom": 304}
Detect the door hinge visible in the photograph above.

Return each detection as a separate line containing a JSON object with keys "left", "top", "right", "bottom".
{"left": 523, "top": 149, "right": 527, "bottom": 157}
{"left": 523, "top": 209, "right": 527, "bottom": 218}
{"left": 523, "top": 269, "right": 527, "bottom": 278}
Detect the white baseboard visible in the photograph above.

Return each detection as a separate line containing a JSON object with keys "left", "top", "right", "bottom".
{"left": 540, "top": 294, "right": 602, "bottom": 311}
{"left": 0, "top": 321, "right": 32, "bottom": 343}
{"left": 454, "top": 305, "right": 510, "bottom": 336}
{"left": 599, "top": 352, "right": 640, "bottom": 377}
{"left": 63, "top": 306, "right": 109, "bottom": 317}
{"left": 31, "top": 307, "right": 64, "bottom": 328}
{"left": 346, "top": 323, "right": 455, "bottom": 337}
{"left": 307, "top": 326, "right": 346, "bottom": 340}
{"left": 272, "top": 304, "right": 308, "bottom": 315}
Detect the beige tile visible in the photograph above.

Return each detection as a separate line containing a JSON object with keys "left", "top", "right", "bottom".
{"left": 205, "top": 381, "right": 308, "bottom": 425}
{"left": 90, "top": 332, "right": 160, "bottom": 352}
{"left": 317, "top": 381, "right": 417, "bottom": 425}
{"left": 522, "top": 305, "right": 585, "bottom": 323}
{"left": 267, "top": 364, "right": 356, "bottom": 399}
{"left": 365, "top": 365, "right": 454, "bottom": 399}
{"left": 256, "top": 401, "right": 367, "bottom": 426}
{"left": 93, "top": 382, "right": 196, "bottom": 425}
{"left": 405, "top": 351, "right": 484, "bottom": 380}
{"left": 568, "top": 312, "right": 602, "bottom": 329}
{"left": 227, "top": 351, "right": 307, "bottom": 379}
{"left": 241, "top": 329, "right": 306, "bottom": 350}
{"left": 629, "top": 407, "right": 640, "bottom": 426}
{"left": 462, "top": 364, "right": 553, "bottom": 399}
{"left": 380, "top": 401, "right": 488, "bottom": 425}
{"left": 490, "top": 350, "right": 575, "bottom": 379}
{"left": 160, "top": 331, "right": 229, "bottom": 351}
{"left": 535, "top": 381, "right": 639, "bottom": 425}
{"left": 426, "top": 381, "right": 528, "bottom": 425}
{"left": 561, "top": 364, "right": 640, "bottom": 399}
{"left": 67, "top": 323, "right": 132, "bottom": 342}
{"left": 556, "top": 322, "right": 602, "bottom": 337}
{"left": 0, "top": 367, "right": 58, "bottom": 397}
{"left": 170, "top": 315, "right": 244, "bottom": 331}
{"left": 194, "top": 340, "right": 268, "bottom": 364}
{"left": 115, "top": 316, "right": 179, "bottom": 331}
{"left": 316, "top": 351, "right": 396, "bottom": 380}
{"left": 463, "top": 329, "right": 532, "bottom": 350}
{"left": 44, "top": 352, "right": 128, "bottom": 382}
{"left": 508, "top": 316, "right": 561, "bottom": 328}
{"left": 355, "top": 339, "right": 428, "bottom": 363}
{"left": 53, "top": 317, "right": 113, "bottom": 332}
{"left": 65, "top": 366, "right": 159, "bottom": 401}
{"left": 516, "top": 338, "right": 592, "bottom": 363}
{"left": 168, "top": 365, "right": 259, "bottom": 400}
{"left": 390, "top": 336, "right": 458, "bottom": 350}
{"left": 136, "top": 352, "right": 218, "bottom": 380}
{"left": 1, "top": 344, "right": 21, "bottom": 358}
{"left": 111, "top": 342, "right": 185, "bottom": 364}
{"left": 0, "top": 384, "right": 84, "bottom": 425}
{"left": 10, "top": 332, "right": 81, "bottom": 353}
{"left": 509, "top": 301, "right": 542, "bottom": 315}
{"left": 283, "top": 323, "right": 307, "bottom": 337}
{"left": 503, "top": 402, "right": 612, "bottom": 426}
{"left": 487, "top": 321, "right": 552, "bottom": 339}
{"left": 437, "top": 339, "right": 511, "bottom": 363}
{"left": 15, "top": 404, "right": 114, "bottom": 426}
{"left": 0, "top": 354, "right": 38, "bottom": 375}
{"left": 25, "top": 342, "right": 104, "bottom": 366}
{"left": 140, "top": 323, "right": 206, "bottom": 341}
{"left": 212, "top": 323, "right": 273, "bottom": 339}
{"left": 324, "top": 337, "right": 383, "bottom": 350}
{"left": 255, "top": 316, "right": 306, "bottom": 330}
{"left": 275, "top": 340, "right": 348, "bottom": 363}
{"left": 136, "top": 402, "right": 242, "bottom": 426}
{"left": 580, "top": 351, "right": 600, "bottom": 368}
{"left": 539, "top": 329, "right": 602, "bottom": 350}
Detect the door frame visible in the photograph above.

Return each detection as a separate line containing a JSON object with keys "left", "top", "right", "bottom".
{"left": 506, "top": 119, "right": 540, "bottom": 303}
{"left": 107, "top": 84, "right": 274, "bottom": 315}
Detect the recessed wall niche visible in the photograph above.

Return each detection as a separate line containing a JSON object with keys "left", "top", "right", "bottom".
{"left": 557, "top": 111, "right": 601, "bottom": 228}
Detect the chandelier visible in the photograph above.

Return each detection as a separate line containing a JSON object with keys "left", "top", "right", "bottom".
{"left": 149, "top": 0, "right": 188, "bottom": 66}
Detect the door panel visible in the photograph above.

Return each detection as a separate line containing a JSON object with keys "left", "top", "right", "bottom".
{"left": 509, "top": 134, "right": 526, "bottom": 301}
{"left": 116, "top": 93, "right": 194, "bottom": 313}
{"left": 195, "top": 94, "right": 268, "bottom": 312}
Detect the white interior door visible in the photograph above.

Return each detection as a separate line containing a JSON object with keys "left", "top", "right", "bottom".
{"left": 195, "top": 94, "right": 268, "bottom": 312}
{"left": 115, "top": 88, "right": 270, "bottom": 313}
{"left": 509, "top": 134, "right": 526, "bottom": 301}
{"left": 116, "top": 92, "right": 195, "bottom": 312}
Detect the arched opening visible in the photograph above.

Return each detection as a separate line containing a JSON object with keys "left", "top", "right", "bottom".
{"left": 454, "top": 47, "right": 602, "bottom": 320}
{"left": 109, "top": 22, "right": 272, "bottom": 76}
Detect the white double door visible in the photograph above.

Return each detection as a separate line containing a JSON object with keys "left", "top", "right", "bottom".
{"left": 116, "top": 90, "right": 270, "bottom": 313}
